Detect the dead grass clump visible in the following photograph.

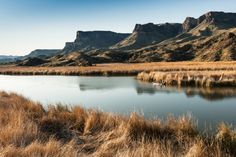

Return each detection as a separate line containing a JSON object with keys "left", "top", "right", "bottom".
{"left": 166, "top": 115, "right": 198, "bottom": 136}
{"left": 216, "top": 123, "right": 236, "bottom": 154}
{"left": 185, "top": 140, "right": 206, "bottom": 157}
{"left": 83, "top": 111, "right": 120, "bottom": 135}
{"left": 0, "top": 110, "right": 38, "bottom": 147}
{"left": 125, "top": 113, "right": 162, "bottom": 140}
{"left": 0, "top": 140, "right": 78, "bottom": 157}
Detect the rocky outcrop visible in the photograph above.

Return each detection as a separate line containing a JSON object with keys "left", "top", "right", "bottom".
{"left": 198, "top": 11, "right": 236, "bottom": 27}
{"left": 182, "top": 12, "right": 236, "bottom": 33}
{"left": 26, "top": 49, "right": 61, "bottom": 59}
{"left": 44, "top": 52, "right": 93, "bottom": 66}
{"left": 61, "top": 31, "right": 130, "bottom": 54}
{"left": 112, "top": 23, "right": 183, "bottom": 50}
{"left": 18, "top": 57, "right": 48, "bottom": 66}
{"left": 182, "top": 17, "right": 198, "bottom": 32}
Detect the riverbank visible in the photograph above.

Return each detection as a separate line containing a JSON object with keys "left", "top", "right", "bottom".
{"left": 0, "top": 61, "right": 236, "bottom": 76}
{"left": 0, "top": 91, "right": 235, "bottom": 156}
{"left": 138, "top": 71, "right": 236, "bottom": 88}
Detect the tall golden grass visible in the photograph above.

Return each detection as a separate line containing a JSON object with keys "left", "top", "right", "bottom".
{"left": 138, "top": 71, "right": 236, "bottom": 87}
{"left": 0, "top": 61, "right": 236, "bottom": 76}
{"left": 0, "top": 91, "right": 236, "bottom": 156}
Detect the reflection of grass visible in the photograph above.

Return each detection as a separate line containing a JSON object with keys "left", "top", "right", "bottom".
{"left": 0, "top": 61, "right": 236, "bottom": 76}
{"left": 0, "top": 91, "right": 236, "bottom": 156}
{"left": 138, "top": 71, "right": 236, "bottom": 87}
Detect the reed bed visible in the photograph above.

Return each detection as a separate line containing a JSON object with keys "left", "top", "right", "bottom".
{"left": 0, "top": 91, "right": 236, "bottom": 156}
{"left": 137, "top": 71, "right": 236, "bottom": 87}
{"left": 0, "top": 61, "right": 236, "bottom": 76}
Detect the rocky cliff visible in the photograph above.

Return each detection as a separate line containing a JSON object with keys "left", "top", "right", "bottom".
{"left": 112, "top": 23, "right": 183, "bottom": 50}
{"left": 61, "top": 31, "right": 130, "bottom": 54}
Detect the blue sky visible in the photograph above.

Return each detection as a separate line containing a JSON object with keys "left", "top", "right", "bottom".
{"left": 0, "top": 0, "right": 236, "bottom": 55}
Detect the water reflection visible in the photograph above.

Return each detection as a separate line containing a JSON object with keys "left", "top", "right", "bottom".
{"left": 78, "top": 77, "right": 136, "bottom": 91}
{"left": 184, "top": 88, "right": 236, "bottom": 101}
{"left": 78, "top": 78, "right": 236, "bottom": 101}
{"left": 1, "top": 75, "right": 236, "bottom": 129}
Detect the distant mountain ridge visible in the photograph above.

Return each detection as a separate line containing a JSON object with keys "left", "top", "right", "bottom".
{"left": 12, "top": 11, "right": 236, "bottom": 66}
{"left": 25, "top": 49, "right": 61, "bottom": 59}
{"left": 0, "top": 55, "right": 20, "bottom": 64}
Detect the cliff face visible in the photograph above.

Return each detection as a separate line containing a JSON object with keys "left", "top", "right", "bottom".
{"left": 198, "top": 11, "right": 236, "bottom": 26}
{"left": 61, "top": 31, "right": 130, "bottom": 54}
{"left": 182, "top": 17, "right": 198, "bottom": 32}
{"left": 112, "top": 23, "right": 183, "bottom": 50}
{"left": 120, "top": 12, "right": 236, "bottom": 63}
{"left": 182, "top": 12, "right": 236, "bottom": 33}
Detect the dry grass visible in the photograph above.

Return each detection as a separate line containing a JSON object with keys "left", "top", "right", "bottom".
{"left": 0, "top": 91, "right": 235, "bottom": 156}
{"left": 138, "top": 71, "right": 236, "bottom": 87}
{"left": 0, "top": 61, "right": 236, "bottom": 76}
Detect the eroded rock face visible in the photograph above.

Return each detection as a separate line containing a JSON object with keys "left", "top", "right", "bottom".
{"left": 61, "top": 31, "right": 130, "bottom": 54}
{"left": 133, "top": 23, "right": 182, "bottom": 33}
{"left": 113, "top": 23, "right": 183, "bottom": 50}
{"left": 182, "top": 17, "right": 198, "bottom": 32}
{"left": 192, "top": 11, "right": 236, "bottom": 29}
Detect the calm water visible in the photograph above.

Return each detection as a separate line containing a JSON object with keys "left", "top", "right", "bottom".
{"left": 0, "top": 75, "right": 236, "bottom": 129}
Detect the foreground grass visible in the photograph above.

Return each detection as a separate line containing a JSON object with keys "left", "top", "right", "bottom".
{"left": 0, "top": 92, "right": 236, "bottom": 156}
{"left": 0, "top": 61, "right": 236, "bottom": 76}
{"left": 138, "top": 71, "right": 236, "bottom": 87}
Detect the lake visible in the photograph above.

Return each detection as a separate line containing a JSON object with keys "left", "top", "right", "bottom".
{"left": 0, "top": 75, "right": 236, "bottom": 129}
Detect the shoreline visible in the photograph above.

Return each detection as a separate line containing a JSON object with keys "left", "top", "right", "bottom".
{"left": 137, "top": 71, "right": 236, "bottom": 88}
{"left": 0, "top": 61, "right": 236, "bottom": 76}
{"left": 0, "top": 91, "right": 236, "bottom": 156}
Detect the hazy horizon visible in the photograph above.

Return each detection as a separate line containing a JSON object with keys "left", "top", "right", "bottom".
{"left": 0, "top": 0, "right": 236, "bottom": 55}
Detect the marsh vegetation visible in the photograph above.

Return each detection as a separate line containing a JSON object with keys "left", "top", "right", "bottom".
{"left": 0, "top": 92, "right": 236, "bottom": 157}
{"left": 138, "top": 71, "right": 236, "bottom": 88}
{"left": 0, "top": 61, "right": 236, "bottom": 76}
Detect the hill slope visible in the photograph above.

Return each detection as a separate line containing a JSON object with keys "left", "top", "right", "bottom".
{"left": 15, "top": 11, "right": 236, "bottom": 66}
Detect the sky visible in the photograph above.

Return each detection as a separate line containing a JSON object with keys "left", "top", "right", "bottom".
{"left": 0, "top": 0, "right": 236, "bottom": 55}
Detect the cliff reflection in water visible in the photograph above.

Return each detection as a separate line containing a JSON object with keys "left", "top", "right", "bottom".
{"left": 78, "top": 77, "right": 136, "bottom": 91}
{"left": 78, "top": 77, "right": 236, "bottom": 101}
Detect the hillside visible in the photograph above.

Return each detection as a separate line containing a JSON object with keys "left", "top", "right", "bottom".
{"left": 0, "top": 55, "right": 20, "bottom": 64}
{"left": 16, "top": 11, "right": 236, "bottom": 66}
{"left": 26, "top": 49, "right": 61, "bottom": 59}
{"left": 129, "top": 11, "right": 236, "bottom": 62}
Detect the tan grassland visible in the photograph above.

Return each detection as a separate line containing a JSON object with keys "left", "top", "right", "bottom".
{"left": 0, "top": 61, "right": 236, "bottom": 76}
{"left": 0, "top": 91, "right": 236, "bottom": 157}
